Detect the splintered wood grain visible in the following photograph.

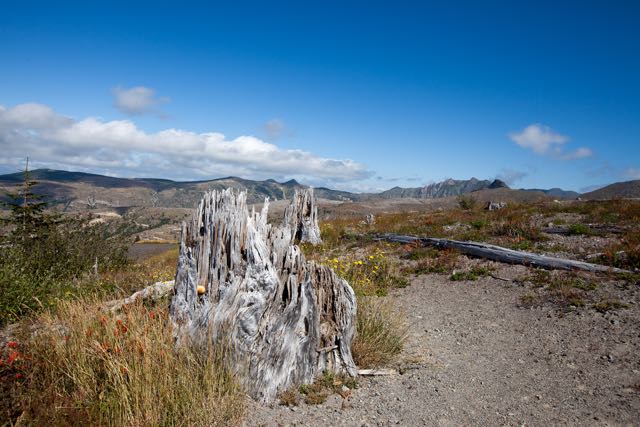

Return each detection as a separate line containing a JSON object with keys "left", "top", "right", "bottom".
{"left": 170, "top": 188, "right": 356, "bottom": 403}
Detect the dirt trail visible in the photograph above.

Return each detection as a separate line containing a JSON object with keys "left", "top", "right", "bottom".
{"left": 245, "top": 264, "right": 640, "bottom": 426}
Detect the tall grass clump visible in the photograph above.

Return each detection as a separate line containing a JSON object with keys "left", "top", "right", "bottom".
{"left": 351, "top": 297, "right": 407, "bottom": 368}
{"left": 12, "top": 300, "right": 244, "bottom": 425}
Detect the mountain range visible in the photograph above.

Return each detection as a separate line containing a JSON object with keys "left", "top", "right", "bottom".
{"left": 0, "top": 169, "right": 635, "bottom": 211}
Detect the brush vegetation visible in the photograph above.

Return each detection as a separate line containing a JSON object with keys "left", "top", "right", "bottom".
{"left": 4, "top": 301, "right": 244, "bottom": 425}
{"left": 1, "top": 169, "right": 129, "bottom": 325}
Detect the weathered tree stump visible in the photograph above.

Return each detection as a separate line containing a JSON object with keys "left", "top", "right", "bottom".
{"left": 170, "top": 188, "right": 357, "bottom": 402}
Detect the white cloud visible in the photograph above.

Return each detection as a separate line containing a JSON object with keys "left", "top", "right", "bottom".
{"left": 264, "top": 118, "right": 285, "bottom": 139}
{"left": 624, "top": 167, "right": 640, "bottom": 180}
{"left": 112, "top": 86, "right": 169, "bottom": 115}
{"left": 509, "top": 124, "right": 568, "bottom": 154}
{"left": 0, "top": 102, "right": 371, "bottom": 185}
{"left": 509, "top": 124, "right": 593, "bottom": 160}
{"left": 560, "top": 147, "right": 593, "bottom": 160}
{"left": 496, "top": 168, "right": 528, "bottom": 185}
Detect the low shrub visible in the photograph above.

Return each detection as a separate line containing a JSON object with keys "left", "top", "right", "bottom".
{"left": 593, "top": 299, "right": 629, "bottom": 313}
{"left": 325, "top": 245, "right": 406, "bottom": 296}
{"left": 491, "top": 217, "right": 544, "bottom": 242}
{"left": 457, "top": 195, "right": 477, "bottom": 210}
{"left": 449, "top": 266, "right": 492, "bottom": 281}
{"left": 567, "top": 223, "right": 592, "bottom": 236}
{"left": 411, "top": 249, "right": 460, "bottom": 275}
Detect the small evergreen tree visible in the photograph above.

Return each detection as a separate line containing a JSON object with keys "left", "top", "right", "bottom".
{"left": 1, "top": 158, "right": 51, "bottom": 241}
{"left": 0, "top": 159, "right": 128, "bottom": 324}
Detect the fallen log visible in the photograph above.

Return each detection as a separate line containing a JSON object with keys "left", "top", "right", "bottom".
{"left": 585, "top": 250, "right": 626, "bottom": 260}
{"left": 357, "top": 368, "right": 397, "bottom": 376}
{"left": 376, "top": 233, "right": 631, "bottom": 274}
{"left": 104, "top": 280, "right": 174, "bottom": 312}
{"left": 170, "top": 188, "right": 357, "bottom": 403}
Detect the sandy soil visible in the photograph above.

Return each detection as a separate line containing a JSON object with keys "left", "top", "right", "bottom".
{"left": 245, "top": 261, "right": 640, "bottom": 426}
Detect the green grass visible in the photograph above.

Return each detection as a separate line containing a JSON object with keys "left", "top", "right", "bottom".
{"left": 449, "top": 266, "right": 493, "bottom": 281}
{"left": 567, "top": 223, "right": 592, "bottom": 236}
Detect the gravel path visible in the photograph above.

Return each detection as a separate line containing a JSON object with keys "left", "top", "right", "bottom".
{"left": 245, "top": 263, "right": 640, "bottom": 426}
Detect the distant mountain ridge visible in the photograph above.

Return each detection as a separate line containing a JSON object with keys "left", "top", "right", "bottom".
{"left": 581, "top": 180, "right": 640, "bottom": 200}
{"left": 0, "top": 169, "right": 587, "bottom": 211}
{"left": 521, "top": 187, "right": 580, "bottom": 199}
{"left": 377, "top": 178, "right": 509, "bottom": 199}
{"left": 0, "top": 169, "right": 310, "bottom": 209}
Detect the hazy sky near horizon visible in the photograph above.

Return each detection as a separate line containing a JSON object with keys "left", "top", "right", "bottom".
{"left": 1, "top": 1, "right": 639, "bottom": 192}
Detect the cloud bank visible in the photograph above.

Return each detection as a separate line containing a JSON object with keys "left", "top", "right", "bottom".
{"left": 509, "top": 124, "right": 592, "bottom": 160}
{"left": 0, "top": 102, "right": 371, "bottom": 185}
{"left": 112, "top": 86, "right": 170, "bottom": 116}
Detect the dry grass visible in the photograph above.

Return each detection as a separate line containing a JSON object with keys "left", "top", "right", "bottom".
{"left": 88, "top": 247, "right": 179, "bottom": 298}
{"left": 278, "top": 386, "right": 299, "bottom": 406}
{"left": 9, "top": 299, "right": 244, "bottom": 426}
{"left": 352, "top": 297, "right": 408, "bottom": 368}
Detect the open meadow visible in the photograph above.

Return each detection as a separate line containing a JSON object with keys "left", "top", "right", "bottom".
{"left": 2, "top": 196, "right": 639, "bottom": 425}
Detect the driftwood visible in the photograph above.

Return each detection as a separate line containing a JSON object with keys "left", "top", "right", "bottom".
{"left": 357, "top": 368, "right": 397, "bottom": 376}
{"left": 585, "top": 250, "right": 626, "bottom": 260}
{"left": 376, "top": 233, "right": 631, "bottom": 274}
{"left": 485, "top": 201, "right": 507, "bottom": 211}
{"left": 170, "top": 188, "right": 357, "bottom": 403}
{"left": 104, "top": 280, "right": 174, "bottom": 312}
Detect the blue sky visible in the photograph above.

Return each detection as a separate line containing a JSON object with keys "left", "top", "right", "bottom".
{"left": 1, "top": 1, "right": 639, "bottom": 192}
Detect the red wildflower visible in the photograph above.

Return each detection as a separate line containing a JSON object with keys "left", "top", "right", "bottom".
{"left": 7, "top": 351, "right": 20, "bottom": 364}
{"left": 7, "top": 341, "right": 18, "bottom": 349}
{"left": 116, "top": 319, "right": 128, "bottom": 333}
{"left": 15, "top": 373, "right": 23, "bottom": 380}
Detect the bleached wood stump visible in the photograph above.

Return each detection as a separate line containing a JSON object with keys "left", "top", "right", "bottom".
{"left": 170, "top": 188, "right": 357, "bottom": 402}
